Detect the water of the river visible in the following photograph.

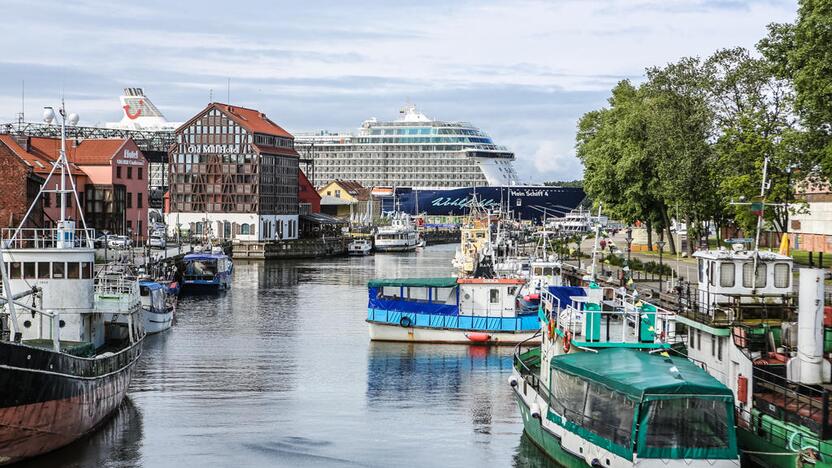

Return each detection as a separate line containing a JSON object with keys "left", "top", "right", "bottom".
{"left": 19, "top": 245, "right": 559, "bottom": 468}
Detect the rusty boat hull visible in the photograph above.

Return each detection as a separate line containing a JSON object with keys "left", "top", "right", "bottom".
{"left": 0, "top": 339, "right": 142, "bottom": 465}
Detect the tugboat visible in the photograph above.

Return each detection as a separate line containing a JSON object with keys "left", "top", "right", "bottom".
{"left": 181, "top": 246, "right": 232, "bottom": 292}
{"left": 0, "top": 103, "right": 144, "bottom": 464}
{"left": 511, "top": 283, "right": 740, "bottom": 466}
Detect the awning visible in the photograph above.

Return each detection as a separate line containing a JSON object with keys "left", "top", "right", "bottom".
{"left": 300, "top": 213, "right": 347, "bottom": 225}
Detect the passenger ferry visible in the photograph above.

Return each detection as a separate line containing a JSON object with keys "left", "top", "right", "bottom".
{"left": 373, "top": 213, "right": 420, "bottom": 252}
{"left": 0, "top": 103, "right": 144, "bottom": 464}
{"left": 181, "top": 247, "right": 232, "bottom": 291}
{"left": 511, "top": 284, "right": 740, "bottom": 466}
{"left": 347, "top": 238, "right": 373, "bottom": 256}
{"left": 366, "top": 277, "right": 539, "bottom": 345}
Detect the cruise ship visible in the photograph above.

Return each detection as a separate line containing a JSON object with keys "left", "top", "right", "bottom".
{"left": 294, "top": 104, "right": 520, "bottom": 189}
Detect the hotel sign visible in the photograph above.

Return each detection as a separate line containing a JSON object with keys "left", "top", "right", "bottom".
{"left": 115, "top": 149, "right": 144, "bottom": 166}
{"left": 181, "top": 144, "right": 240, "bottom": 154}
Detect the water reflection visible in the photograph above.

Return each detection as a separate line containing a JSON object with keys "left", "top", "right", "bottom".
{"left": 513, "top": 433, "right": 562, "bottom": 468}
{"left": 17, "top": 398, "right": 143, "bottom": 468}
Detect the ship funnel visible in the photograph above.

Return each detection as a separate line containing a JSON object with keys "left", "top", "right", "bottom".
{"left": 787, "top": 268, "right": 831, "bottom": 385}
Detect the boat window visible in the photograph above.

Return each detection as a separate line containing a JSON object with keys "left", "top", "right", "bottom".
{"left": 543, "top": 267, "right": 554, "bottom": 276}
{"left": 67, "top": 262, "right": 80, "bottom": 279}
{"left": 533, "top": 267, "right": 543, "bottom": 276}
{"left": 641, "top": 398, "right": 729, "bottom": 451}
{"left": 709, "top": 262, "right": 715, "bottom": 287}
{"left": 382, "top": 286, "right": 399, "bottom": 298}
{"left": 489, "top": 289, "right": 500, "bottom": 304}
{"left": 8, "top": 262, "right": 21, "bottom": 279}
{"left": 140, "top": 286, "right": 150, "bottom": 297}
{"left": 583, "top": 382, "right": 635, "bottom": 448}
{"left": 698, "top": 260, "right": 704, "bottom": 284}
{"left": 37, "top": 262, "right": 50, "bottom": 279}
{"left": 82, "top": 262, "right": 92, "bottom": 279}
{"left": 408, "top": 287, "right": 429, "bottom": 301}
{"left": 773, "top": 263, "right": 790, "bottom": 288}
{"left": 551, "top": 370, "right": 587, "bottom": 422}
{"left": 52, "top": 262, "right": 65, "bottom": 279}
{"left": 508, "top": 286, "right": 517, "bottom": 296}
{"left": 742, "top": 263, "right": 766, "bottom": 288}
{"left": 719, "top": 263, "right": 734, "bottom": 288}
{"left": 23, "top": 262, "right": 36, "bottom": 279}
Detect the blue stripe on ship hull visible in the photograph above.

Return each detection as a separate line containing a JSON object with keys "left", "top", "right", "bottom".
{"left": 366, "top": 308, "right": 538, "bottom": 332}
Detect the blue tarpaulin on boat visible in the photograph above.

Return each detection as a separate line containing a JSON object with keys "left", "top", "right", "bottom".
{"left": 547, "top": 286, "right": 585, "bottom": 310}
{"left": 368, "top": 287, "right": 459, "bottom": 315}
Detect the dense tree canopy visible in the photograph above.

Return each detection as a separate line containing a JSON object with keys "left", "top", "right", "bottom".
{"left": 575, "top": 0, "right": 829, "bottom": 246}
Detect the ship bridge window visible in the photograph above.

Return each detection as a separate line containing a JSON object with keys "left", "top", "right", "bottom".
{"left": 37, "top": 262, "right": 50, "bottom": 279}
{"left": 489, "top": 289, "right": 500, "bottom": 304}
{"left": 742, "top": 263, "right": 766, "bottom": 288}
{"left": 23, "top": 262, "right": 36, "bottom": 279}
{"left": 719, "top": 263, "right": 735, "bottom": 287}
{"left": 82, "top": 262, "right": 93, "bottom": 279}
{"left": 774, "top": 263, "right": 790, "bottom": 288}
{"left": 67, "top": 262, "right": 80, "bottom": 279}
{"left": 640, "top": 398, "right": 729, "bottom": 452}
{"left": 53, "top": 262, "right": 65, "bottom": 279}
{"left": 9, "top": 262, "right": 21, "bottom": 279}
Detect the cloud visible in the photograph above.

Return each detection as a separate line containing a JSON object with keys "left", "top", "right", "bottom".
{"left": 0, "top": 0, "right": 799, "bottom": 183}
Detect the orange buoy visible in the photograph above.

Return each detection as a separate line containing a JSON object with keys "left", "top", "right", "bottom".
{"left": 466, "top": 332, "right": 492, "bottom": 343}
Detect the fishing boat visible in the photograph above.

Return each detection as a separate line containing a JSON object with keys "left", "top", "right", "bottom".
{"left": 374, "top": 213, "right": 420, "bottom": 252}
{"left": 511, "top": 284, "right": 740, "bottom": 466}
{"left": 366, "top": 277, "right": 540, "bottom": 345}
{"left": 0, "top": 102, "right": 144, "bottom": 464}
{"left": 139, "top": 280, "right": 174, "bottom": 334}
{"left": 181, "top": 246, "right": 232, "bottom": 292}
{"left": 347, "top": 238, "right": 373, "bottom": 256}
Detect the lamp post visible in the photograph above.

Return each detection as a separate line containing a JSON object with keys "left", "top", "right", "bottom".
{"left": 656, "top": 240, "right": 666, "bottom": 291}
{"left": 624, "top": 228, "right": 633, "bottom": 265}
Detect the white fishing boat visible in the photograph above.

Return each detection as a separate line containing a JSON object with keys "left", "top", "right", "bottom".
{"left": 139, "top": 280, "right": 173, "bottom": 334}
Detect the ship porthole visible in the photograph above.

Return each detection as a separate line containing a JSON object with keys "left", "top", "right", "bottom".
{"left": 59, "top": 320, "right": 66, "bottom": 328}
{"left": 23, "top": 320, "right": 31, "bottom": 328}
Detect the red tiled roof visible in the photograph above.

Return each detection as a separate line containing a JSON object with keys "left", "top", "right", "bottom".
{"left": 0, "top": 135, "right": 85, "bottom": 176}
{"left": 213, "top": 103, "right": 294, "bottom": 139}
{"left": 252, "top": 144, "right": 300, "bottom": 157}
{"left": 29, "top": 137, "right": 132, "bottom": 166}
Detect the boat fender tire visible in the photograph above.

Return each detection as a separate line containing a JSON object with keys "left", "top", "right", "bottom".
{"left": 530, "top": 403, "right": 541, "bottom": 420}
{"left": 508, "top": 376, "right": 518, "bottom": 387}
{"left": 400, "top": 316, "right": 412, "bottom": 328}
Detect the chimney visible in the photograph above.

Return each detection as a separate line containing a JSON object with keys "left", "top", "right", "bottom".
{"left": 12, "top": 135, "right": 29, "bottom": 152}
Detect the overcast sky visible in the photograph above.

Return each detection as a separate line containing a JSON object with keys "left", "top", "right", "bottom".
{"left": 0, "top": 0, "right": 797, "bottom": 183}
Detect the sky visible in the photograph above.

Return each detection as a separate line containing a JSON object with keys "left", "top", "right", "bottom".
{"left": 0, "top": 0, "right": 798, "bottom": 183}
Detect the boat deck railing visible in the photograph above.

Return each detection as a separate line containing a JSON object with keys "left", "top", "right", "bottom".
{"left": 752, "top": 366, "right": 832, "bottom": 440}
{"left": 1, "top": 227, "right": 95, "bottom": 249}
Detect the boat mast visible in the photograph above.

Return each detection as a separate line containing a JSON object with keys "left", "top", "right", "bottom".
{"left": 589, "top": 203, "right": 603, "bottom": 280}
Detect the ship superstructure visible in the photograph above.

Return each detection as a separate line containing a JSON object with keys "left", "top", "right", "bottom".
{"left": 295, "top": 104, "right": 520, "bottom": 189}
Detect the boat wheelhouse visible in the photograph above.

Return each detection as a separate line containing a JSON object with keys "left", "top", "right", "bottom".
{"left": 181, "top": 247, "right": 232, "bottom": 291}
{"left": 681, "top": 248, "right": 832, "bottom": 467}
{"left": 366, "top": 277, "right": 539, "bottom": 344}
{"left": 512, "top": 284, "right": 739, "bottom": 466}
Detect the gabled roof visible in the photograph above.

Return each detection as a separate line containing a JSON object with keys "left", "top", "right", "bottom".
{"left": 28, "top": 137, "right": 134, "bottom": 166}
{"left": 0, "top": 135, "right": 85, "bottom": 176}
{"left": 325, "top": 179, "right": 371, "bottom": 201}
{"left": 550, "top": 348, "right": 732, "bottom": 401}
{"left": 180, "top": 102, "right": 293, "bottom": 139}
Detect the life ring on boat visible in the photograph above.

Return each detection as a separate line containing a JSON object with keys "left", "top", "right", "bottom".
{"left": 563, "top": 331, "right": 572, "bottom": 353}
{"left": 399, "top": 316, "right": 412, "bottom": 328}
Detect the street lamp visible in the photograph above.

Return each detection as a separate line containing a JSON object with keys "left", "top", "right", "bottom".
{"left": 624, "top": 228, "right": 633, "bottom": 265}
{"left": 656, "top": 240, "right": 666, "bottom": 291}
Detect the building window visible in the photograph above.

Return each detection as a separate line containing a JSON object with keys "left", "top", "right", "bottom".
{"left": 127, "top": 167, "right": 132, "bottom": 179}
{"left": 138, "top": 167, "right": 143, "bottom": 180}
{"left": 241, "top": 224, "right": 250, "bottom": 235}
{"left": 117, "top": 166, "right": 122, "bottom": 178}
{"left": 138, "top": 220, "right": 143, "bottom": 237}
{"left": 137, "top": 193, "right": 143, "bottom": 209}
{"left": 127, "top": 192, "right": 132, "bottom": 209}
{"left": 43, "top": 193, "right": 51, "bottom": 207}
{"left": 127, "top": 220, "right": 132, "bottom": 234}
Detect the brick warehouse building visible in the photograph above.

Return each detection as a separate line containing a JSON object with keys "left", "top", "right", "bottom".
{"left": 0, "top": 135, "right": 148, "bottom": 238}
{"left": 166, "top": 103, "right": 299, "bottom": 241}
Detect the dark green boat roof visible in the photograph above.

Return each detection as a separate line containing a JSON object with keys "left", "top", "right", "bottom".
{"left": 368, "top": 277, "right": 459, "bottom": 288}
{"left": 551, "top": 348, "right": 732, "bottom": 401}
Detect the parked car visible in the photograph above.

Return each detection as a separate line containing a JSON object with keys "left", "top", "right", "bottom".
{"left": 108, "top": 235, "right": 132, "bottom": 249}
{"left": 148, "top": 235, "right": 166, "bottom": 249}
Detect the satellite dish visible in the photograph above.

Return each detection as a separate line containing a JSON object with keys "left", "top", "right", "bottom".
{"left": 67, "top": 113, "right": 80, "bottom": 126}
{"left": 43, "top": 107, "right": 56, "bottom": 124}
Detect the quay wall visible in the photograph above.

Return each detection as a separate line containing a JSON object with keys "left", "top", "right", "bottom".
{"left": 232, "top": 237, "right": 347, "bottom": 260}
